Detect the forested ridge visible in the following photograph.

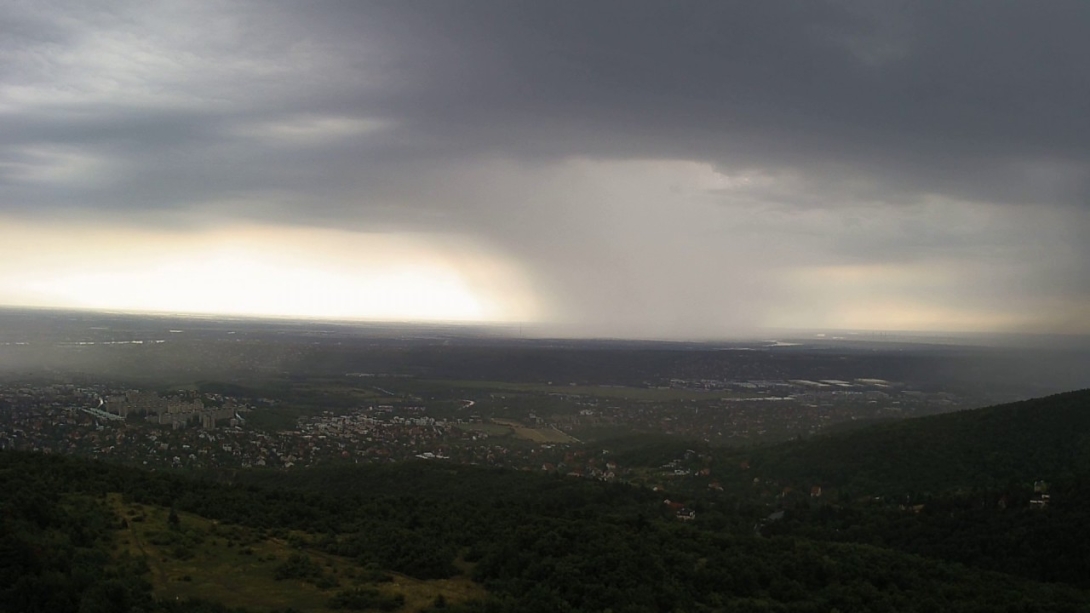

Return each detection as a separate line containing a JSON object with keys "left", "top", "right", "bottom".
{"left": 745, "top": 389, "right": 1090, "bottom": 494}
{"left": 4, "top": 389, "right": 1090, "bottom": 612}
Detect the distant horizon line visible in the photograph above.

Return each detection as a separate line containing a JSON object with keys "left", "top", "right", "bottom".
{"left": 1, "top": 303, "right": 1087, "bottom": 348}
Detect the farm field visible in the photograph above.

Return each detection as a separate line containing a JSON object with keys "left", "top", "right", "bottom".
{"left": 457, "top": 419, "right": 579, "bottom": 443}
{"left": 431, "top": 379, "right": 724, "bottom": 401}
{"left": 490, "top": 418, "right": 580, "bottom": 443}
{"left": 455, "top": 422, "right": 515, "bottom": 438}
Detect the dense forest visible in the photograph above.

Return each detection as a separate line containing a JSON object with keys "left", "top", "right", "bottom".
{"left": 4, "top": 390, "right": 1090, "bottom": 612}
{"left": 744, "top": 389, "right": 1090, "bottom": 494}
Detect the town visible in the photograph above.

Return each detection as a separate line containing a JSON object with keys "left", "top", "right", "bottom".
{"left": 0, "top": 375, "right": 973, "bottom": 491}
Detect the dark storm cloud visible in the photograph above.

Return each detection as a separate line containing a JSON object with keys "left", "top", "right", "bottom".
{"left": 2, "top": 1, "right": 1089, "bottom": 336}
{"left": 4, "top": 1, "right": 1088, "bottom": 217}
{"left": 322, "top": 0, "right": 1090, "bottom": 207}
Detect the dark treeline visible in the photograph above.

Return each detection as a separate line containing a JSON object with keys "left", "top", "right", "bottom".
{"left": 0, "top": 450, "right": 296, "bottom": 613}
{"left": 743, "top": 390, "right": 1090, "bottom": 495}
{"left": 4, "top": 449, "right": 1090, "bottom": 613}
{"left": 763, "top": 478, "right": 1090, "bottom": 588}
{"left": 6, "top": 390, "right": 1090, "bottom": 611}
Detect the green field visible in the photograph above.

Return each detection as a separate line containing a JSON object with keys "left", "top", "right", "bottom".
{"left": 456, "top": 422, "right": 515, "bottom": 437}
{"left": 457, "top": 420, "right": 580, "bottom": 443}
{"left": 431, "top": 380, "right": 722, "bottom": 401}
{"left": 490, "top": 418, "right": 580, "bottom": 443}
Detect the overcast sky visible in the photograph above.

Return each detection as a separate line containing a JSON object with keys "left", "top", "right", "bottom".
{"left": 1, "top": 1, "right": 1088, "bottom": 339}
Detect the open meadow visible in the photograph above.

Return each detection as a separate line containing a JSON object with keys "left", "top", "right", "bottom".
{"left": 109, "top": 494, "right": 486, "bottom": 612}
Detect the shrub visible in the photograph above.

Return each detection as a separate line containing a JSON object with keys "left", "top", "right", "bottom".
{"left": 274, "top": 553, "right": 324, "bottom": 581}
{"left": 327, "top": 587, "right": 405, "bottom": 611}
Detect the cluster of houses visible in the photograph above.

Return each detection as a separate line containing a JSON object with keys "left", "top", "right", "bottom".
{"left": 104, "top": 390, "right": 248, "bottom": 430}
{"left": 663, "top": 499, "right": 696, "bottom": 521}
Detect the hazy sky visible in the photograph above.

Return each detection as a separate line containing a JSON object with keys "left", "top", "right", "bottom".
{"left": 2, "top": 1, "right": 1088, "bottom": 338}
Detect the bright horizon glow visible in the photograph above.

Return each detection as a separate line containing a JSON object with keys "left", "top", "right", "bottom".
{"left": 763, "top": 263, "right": 1048, "bottom": 334}
{"left": 0, "top": 214, "right": 1083, "bottom": 337}
{"left": 27, "top": 254, "right": 489, "bottom": 321}
{"left": 0, "top": 220, "right": 541, "bottom": 323}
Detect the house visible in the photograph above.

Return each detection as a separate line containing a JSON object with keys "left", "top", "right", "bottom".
{"left": 676, "top": 508, "right": 696, "bottom": 521}
{"left": 754, "top": 510, "right": 784, "bottom": 536}
{"left": 810, "top": 485, "right": 822, "bottom": 498}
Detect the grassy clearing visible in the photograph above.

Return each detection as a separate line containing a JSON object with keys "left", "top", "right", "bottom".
{"left": 456, "top": 419, "right": 577, "bottom": 443}
{"left": 244, "top": 404, "right": 327, "bottom": 431}
{"left": 490, "top": 418, "right": 579, "bottom": 443}
{"left": 568, "top": 424, "right": 646, "bottom": 442}
{"left": 294, "top": 384, "right": 384, "bottom": 399}
{"left": 108, "top": 494, "right": 486, "bottom": 612}
{"left": 456, "top": 423, "right": 515, "bottom": 438}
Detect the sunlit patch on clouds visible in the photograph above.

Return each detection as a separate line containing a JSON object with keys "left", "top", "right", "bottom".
{"left": 233, "top": 115, "right": 393, "bottom": 146}
{"left": 765, "top": 261, "right": 1070, "bottom": 333}
{"left": 1, "top": 145, "right": 112, "bottom": 186}
{"left": 0, "top": 3, "right": 370, "bottom": 114}
{"left": 0, "top": 220, "right": 541, "bottom": 323}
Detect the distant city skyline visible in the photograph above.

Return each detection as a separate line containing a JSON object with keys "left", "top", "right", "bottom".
{"left": 2, "top": 2, "right": 1088, "bottom": 339}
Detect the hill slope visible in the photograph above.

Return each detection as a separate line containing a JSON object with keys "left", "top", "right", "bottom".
{"left": 5, "top": 450, "right": 1090, "bottom": 612}
{"left": 747, "top": 389, "right": 1090, "bottom": 495}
